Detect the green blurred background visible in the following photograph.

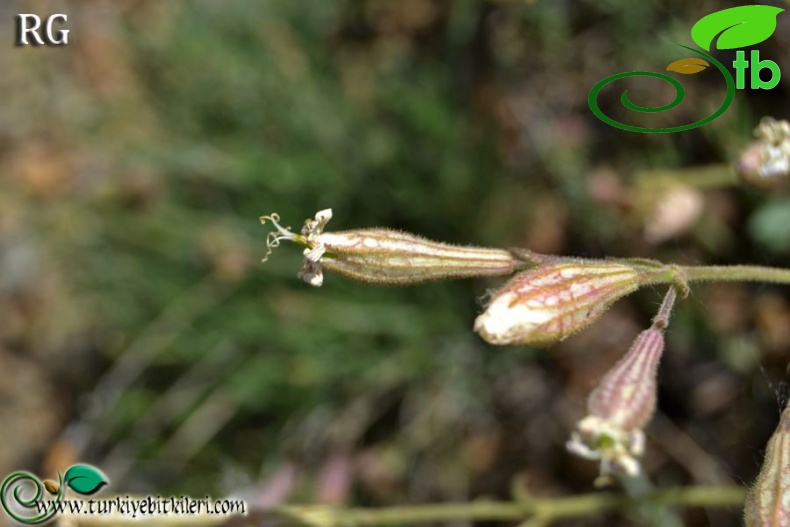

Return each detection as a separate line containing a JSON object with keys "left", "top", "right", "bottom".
{"left": 1, "top": 1, "right": 789, "bottom": 525}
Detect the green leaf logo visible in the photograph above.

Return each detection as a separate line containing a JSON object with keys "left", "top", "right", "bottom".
{"left": 63, "top": 465, "right": 108, "bottom": 495}
{"left": 691, "top": 5, "right": 784, "bottom": 51}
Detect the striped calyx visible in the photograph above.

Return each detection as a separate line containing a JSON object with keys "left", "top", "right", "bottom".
{"left": 587, "top": 328, "right": 664, "bottom": 431}
{"left": 319, "top": 229, "right": 523, "bottom": 284}
{"left": 744, "top": 401, "right": 790, "bottom": 527}
{"left": 474, "top": 260, "right": 659, "bottom": 346}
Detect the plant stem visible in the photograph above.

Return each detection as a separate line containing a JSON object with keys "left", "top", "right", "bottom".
{"left": 680, "top": 265, "right": 790, "bottom": 284}
{"left": 652, "top": 287, "right": 677, "bottom": 329}
{"left": 634, "top": 164, "right": 737, "bottom": 190}
{"left": 270, "top": 485, "right": 746, "bottom": 526}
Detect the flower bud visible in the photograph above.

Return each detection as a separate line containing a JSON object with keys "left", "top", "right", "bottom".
{"left": 261, "top": 209, "right": 529, "bottom": 287}
{"left": 744, "top": 401, "right": 790, "bottom": 527}
{"left": 473, "top": 260, "right": 667, "bottom": 346}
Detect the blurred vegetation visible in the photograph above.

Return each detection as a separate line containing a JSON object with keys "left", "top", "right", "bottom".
{"left": 0, "top": 1, "right": 789, "bottom": 525}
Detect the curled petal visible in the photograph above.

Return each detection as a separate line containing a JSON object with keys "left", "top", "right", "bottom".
{"left": 260, "top": 213, "right": 300, "bottom": 262}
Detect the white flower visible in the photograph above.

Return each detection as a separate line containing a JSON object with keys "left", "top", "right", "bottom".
{"left": 261, "top": 208, "right": 334, "bottom": 287}
{"left": 566, "top": 415, "right": 645, "bottom": 484}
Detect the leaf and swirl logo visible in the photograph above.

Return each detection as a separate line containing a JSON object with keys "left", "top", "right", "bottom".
{"left": 1, "top": 464, "right": 108, "bottom": 524}
{"left": 589, "top": 5, "right": 784, "bottom": 133}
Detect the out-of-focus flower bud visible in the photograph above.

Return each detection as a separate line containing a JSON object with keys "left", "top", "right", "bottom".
{"left": 744, "top": 400, "right": 790, "bottom": 527}
{"left": 737, "top": 117, "right": 790, "bottom": 188}
{"left": 473, "top": 259, "right": 672, "bottom": 346}
{"left": 261, "top": 209, "right": 529, "bottom": 287}
{"left": 643, "top": 185, "right": 704, "bottom": 244}
{"left": 566, "top": 288, "right": 675, "bottom": 485}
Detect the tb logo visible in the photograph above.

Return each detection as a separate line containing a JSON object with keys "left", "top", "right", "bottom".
{"left": 15, "top": 14, "right": 69, "bottom": 46}
{"left": 589, "top": 5, "right": 783, "bottom": 133}
{"left": 733, "top": 50, "right": 780, "bottom": 90}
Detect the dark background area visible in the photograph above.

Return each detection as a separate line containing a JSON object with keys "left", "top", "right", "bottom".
{"left": 1, "top": 1, "right": 789, "bottom": 525}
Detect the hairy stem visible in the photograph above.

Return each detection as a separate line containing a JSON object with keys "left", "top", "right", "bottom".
{"left": 680, "top": 265, "right": 790, "bottom": 284}
{"left": 269, "top": 485, "right": 746, "bottom": 526}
